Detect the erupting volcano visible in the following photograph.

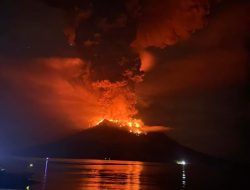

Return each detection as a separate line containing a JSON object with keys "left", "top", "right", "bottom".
{"left": 89, "top": 73, "right": 146, "bottom": 135}
{"left": 22, "top": 119, "right": 210, "bottom": 162}
{"left": 1, "top": 1, "right": 249, "bottom": 189}
{"left": 95, "top": 118, "right": 145, "bottom": 135}
{"left": 3, "top": 0, "right": 243, "bottom": 164}
{"left": 2, "top": 0, "right": 219, "bottom": 137}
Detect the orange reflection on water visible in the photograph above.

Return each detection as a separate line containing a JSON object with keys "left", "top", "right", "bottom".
{"left": 78, "top": 160, "right": 143, "bottom": 190}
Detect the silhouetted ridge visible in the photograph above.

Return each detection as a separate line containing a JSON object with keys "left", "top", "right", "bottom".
{"left": 23, "top": 122, "right": 212, "bottom": 162}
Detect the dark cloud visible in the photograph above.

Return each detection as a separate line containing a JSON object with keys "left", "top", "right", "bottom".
{"left": 132, "top": 0, "right": 212, "bottom": 49}
{"left": 42, "top": 0, "right": 139, "bottom": 81}
{"left": 137, "top": 1, "right": 249, "bottom": 160}
{"left": 40, "top": 0, "right": 219, "bottom": 81}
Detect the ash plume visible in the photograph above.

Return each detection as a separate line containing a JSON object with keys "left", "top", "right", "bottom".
{"left": 38, "top": 0, "right": 219, "bottom": 131}
{"left": 0, "top": 0, "right": 220, "bottom": 138}
{"left": 131, "top": 0, "right": 220, "bottom": 49}
{"left": 1, "top": 0, "right": 248, "bottom": 159}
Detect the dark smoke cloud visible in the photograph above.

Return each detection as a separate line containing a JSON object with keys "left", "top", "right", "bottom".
{"left": 137, "top": 1, "right": 249, "bottom": 160}
{"left": 137, "top": 0, "right": 249, "bottom": 96}
{"left": 43, "top": 0, "right": 219, "bottom": 50}
{"left": 42, "top": 0, "right": 139, "bottom": 81}
{"left": 41, "top": 0, "right": 219, "bottom": 76}
{"left": 132, "top": 0, "right": 211, "bottom": 49}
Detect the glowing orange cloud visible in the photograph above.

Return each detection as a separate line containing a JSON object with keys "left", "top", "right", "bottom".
{"left": 1, "top": 57, "right": 147, "bottom": 134}
{"left": 132, "top": 0, "right": 213, "bottom": 50}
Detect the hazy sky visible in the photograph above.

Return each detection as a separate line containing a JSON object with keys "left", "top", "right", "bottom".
{"left": 0, "top": 0, "right": 249, "bottom": 161}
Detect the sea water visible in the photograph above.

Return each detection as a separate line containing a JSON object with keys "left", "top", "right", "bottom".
{"left": 0, "top": 156, "right": 248, "bottom": 190}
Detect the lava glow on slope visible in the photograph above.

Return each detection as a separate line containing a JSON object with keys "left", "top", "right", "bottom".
{"left": 94, "top": 118, "right": 146, "bottom": 136}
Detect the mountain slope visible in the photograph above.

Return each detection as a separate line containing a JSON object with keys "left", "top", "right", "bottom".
{"left": 24, "top": 122, "right": 211, "bottom": 162}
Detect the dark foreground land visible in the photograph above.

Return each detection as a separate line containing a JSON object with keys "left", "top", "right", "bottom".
{"left": 22, "top": 122, "right": 218, "bottom": 163}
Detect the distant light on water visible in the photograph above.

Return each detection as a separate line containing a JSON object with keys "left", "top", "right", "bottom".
{"left": 44, "top": 157, "right": 49, "bottom": 177}
{"left": 181, "top": 166, "right": 186, "bottom": 189}
{"left": 176, "top": 160, "right": 188, "bottom": 189}
{"left": 176, "top": 160, "right": 187, "bottom": 165}
{"left": 42, "top": 157, "right": 49, "bottom": 190}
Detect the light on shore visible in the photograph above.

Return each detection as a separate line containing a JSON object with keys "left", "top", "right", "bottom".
{"left": 176, "top": 160, "right": 187, "bottom": 165}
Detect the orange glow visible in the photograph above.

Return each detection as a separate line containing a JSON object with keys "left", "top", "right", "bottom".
{"left": 2, "top": 58, "right": 148, "bottom": 134}
{"left": 139, "top": 50, "right": 155, "bottom": 72}
{"left": 79, "top": 160, "right": 143, "bottom": 190}
{"left": 91, "top": 79, "right": 146, "bottom": 135}
{"left": 94, "top": 118, "right": 146, "bottom": 135}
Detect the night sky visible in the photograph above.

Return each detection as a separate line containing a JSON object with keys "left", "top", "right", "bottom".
{"left": 0, "top": 0, "right": 249, "bottom": 162}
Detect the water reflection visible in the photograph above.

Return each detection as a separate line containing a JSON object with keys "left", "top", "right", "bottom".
{"left": 181, "top": 165, "right": 186, "bottom": 189}
{"left": 29, "top": 159, "right": 189, "bottom": 190}
{"left": 42, "top": 158, "right": 49, "bottom": 190}
{"left": 1, "top": 157, "right": 247, "bottom": 190}
{"left": 2, "top": 158, "right": 189, "bottom": 190}
{"left": 77, "top": 160, "right": 143, "bottom": 190}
